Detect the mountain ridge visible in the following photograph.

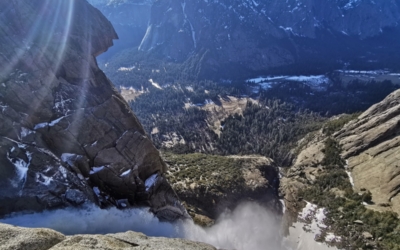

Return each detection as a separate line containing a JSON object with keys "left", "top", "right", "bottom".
{"left": 92, "top": 0, "right": 400, "bottom": 78}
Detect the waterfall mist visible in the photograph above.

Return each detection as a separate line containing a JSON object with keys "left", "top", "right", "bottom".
{"left": 0, "top": 202, "right": 283, "bottom": 250}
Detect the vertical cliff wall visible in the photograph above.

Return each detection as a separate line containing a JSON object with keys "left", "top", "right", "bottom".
{"left": 0, "top": 0, "right": 187, "bottom": 221}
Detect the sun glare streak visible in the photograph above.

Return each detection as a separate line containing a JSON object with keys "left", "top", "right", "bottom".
{"left": 21, "top": 1, "right": 75, "bottom": 121}
{"left": 34, "top": 0, "right": 64, "bottom": 67}
{"left": 52, "top": 0, "right": 75, "bottom": 75}
{"left": 65, "top": 1, "right": 94, "bottom": 154}
{"left": 0, "top": 0, "right": 51, "bottom": 78}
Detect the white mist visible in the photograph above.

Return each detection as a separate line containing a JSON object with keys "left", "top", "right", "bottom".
{"left": 0, "top": 202, "right": 283, "bottom": 250}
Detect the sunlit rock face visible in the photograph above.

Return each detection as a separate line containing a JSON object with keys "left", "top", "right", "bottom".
{"left": 138, "top": 0, "right": 400, "bottom": 78}
{"left": 335, "top": 89, "right": 400, "bottom": 214}
{"left": 0, "top": 0, "right": 187, "bottom": 221}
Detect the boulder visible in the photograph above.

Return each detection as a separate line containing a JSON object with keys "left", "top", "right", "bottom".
{"left": 0, "top": 223, "right": 65, "bottom": 250}
{"left": 362, "top": 232, "right": 373, "bottom": 240}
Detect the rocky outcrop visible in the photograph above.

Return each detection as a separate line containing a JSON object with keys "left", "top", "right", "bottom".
{"left": 88, "top": 0, "right": 154, "bottom": 57}
{"left": 0, "top": 222, "right": 216, "bottom": 250}
{"left": 335, "top": 89, "right": 400, "bottom": 213}
{"left": 280, "top": 131, "right": 327, "bottom": 214}
{"left": 0, "top": 0, "right": 187, "bottom": 221}
{"left": 0, "top": 223, "right": 65, "bottom": 250}
{"left": 281, "top": 89, "right": 400, "bottom": 215}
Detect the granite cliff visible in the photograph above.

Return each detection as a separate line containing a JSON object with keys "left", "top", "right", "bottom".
{"left": 280, "top": 89, "right": 400, "bottom": 248}
{"left": 0, "top": 0, "right": 187, "bottom": 221}
{"left": 336, "top": 89, "right": 400, "bottom": 214}
{"left": 282, "top": 89, "right": 400, "bottom": 215}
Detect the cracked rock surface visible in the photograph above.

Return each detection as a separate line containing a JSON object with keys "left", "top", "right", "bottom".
{"left": 0, "top": 0, "right": 187, "bottom": 221}
{"left": 0, "top": 223, "right": 216, "bottom": 250}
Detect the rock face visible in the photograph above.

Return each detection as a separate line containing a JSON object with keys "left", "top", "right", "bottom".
{"left": 136, "top": 0, "right": 400, "bottom": 78}
{"left": 0, "top": 0, "right": 187, "bottom": 221}
{"left": 335, "top": 89, "right": 400, "bottom": 213}
{"left": 0, "top": 223, "right": 216, "bottom": 250}
{"left": 88, "top": 0, "right": 154, "bottom": 58}
{"left": 280, "top": 131, "right": 327, "bottom": 214}
{"left": 281, "top": 89, "right": 400, "bottom": 215}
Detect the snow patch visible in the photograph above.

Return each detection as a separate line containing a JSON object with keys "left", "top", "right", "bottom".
{"left": 120, "top": 169, "right": 131, "bottom": 177}
{"left": 346, "top": 171, "right": 354, "bottom": 187}
{"left": 90, "top": 166, "right": 105, "bottom": 175}
{"left": 61, "top": 153, "right": 77, "bottom": 166}
{"left": 247, "top": 75, "right": 330, "bottom": 91}
{"left": 149, "top": 79, "right": 162, "bottom": 90}
{"left": 325, "top": 232, "right": 342, "bottom": 242}
{"left": 7, "top": 150, "right": 32, "bottom": 189}
{"left": 20, "top": 127, "right": 34, "bottom": 139}
{"left": 36, "top": 173, "right": 53, "bottom": 186}
{"left": 145, "top": 173, "right": 158, "bottom": 191}
{"left": 345, "top": 160, "right": 355, "bottom": 188}
{"left": 34, "top": 116, "right": 68, "bottom": 130}
{"left": 93, "top": 187, "right": 101, "bottom": 197}
{"left": 58, "top": 166, "right": 67, "bottom": 179}
{"left": 118, "top": 66, "right": 135, "bottom": 72}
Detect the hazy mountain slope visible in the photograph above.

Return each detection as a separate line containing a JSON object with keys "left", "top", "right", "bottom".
{"left": 88, "top": 0, "right": 155, "bottom": 59}
{"left": 0, "top": 0, "right": 187, "bottom": 221}
{"left": 137, "top": 0, "right": 400, "bottom": 78}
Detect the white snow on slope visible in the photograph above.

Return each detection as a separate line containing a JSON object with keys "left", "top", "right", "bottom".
{"left": 118, "top": 66, "right": 135, "bottom": 72}
{"left": 6, "top": 150, "right": 32, "bottom": 189}
{"left": 345, "top": 160, "right": 355, "bottom": 188}
{"left": 20, "top": 127, "right": 34, "bottom": 139}
{"left": 145, "top": 173, "right": 158, "bottom": 191}
{"left": 247, "top": 75, "right": 330, "bottom": 91}
{"left": 283, "top": 202, "right": 340, "bottom": 250}
{"left": 90, "top": 166, "right": 105, "bottom": 175}
{"left": 149, "top": 79, "right": 162, "bottom": 90}
{"left": 120, "top": 169, "right": 131, "bottom": 177}
{"left": 61, "top": 153, "right": 77, "bottom": 166}
{"left": 34, "top": 116, "right": 69, "bottom": 130}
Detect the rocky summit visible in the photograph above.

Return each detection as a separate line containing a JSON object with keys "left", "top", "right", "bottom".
{"left": 0, "top": 0, "right": 187, "bottom": 221}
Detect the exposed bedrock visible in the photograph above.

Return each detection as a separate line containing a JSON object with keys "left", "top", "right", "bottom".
{"left": 0, "top": 0, "right": 188, "bottom": 221}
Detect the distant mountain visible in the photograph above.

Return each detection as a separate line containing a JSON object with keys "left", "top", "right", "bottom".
{"left": 93, "top": 0, "right": 400, "bottom": 78}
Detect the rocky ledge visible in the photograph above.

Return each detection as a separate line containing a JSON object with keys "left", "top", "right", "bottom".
{"left": 163, "top": 152, "right": 281, "bottom": 225}
{"left": 0, "top": 0, "right": 187, "bottom": 221}
{"left": 0, "top": 222, "right": 216, "bottom": 250}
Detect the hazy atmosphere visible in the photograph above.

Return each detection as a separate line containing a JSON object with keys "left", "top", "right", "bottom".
{"left": 0, "top": 0, "right": 399, "bottom": 249}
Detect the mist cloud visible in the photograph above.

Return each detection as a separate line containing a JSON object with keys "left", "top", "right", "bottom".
{"left": 0, "top": 202, "right": 283, "bottom": 250}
